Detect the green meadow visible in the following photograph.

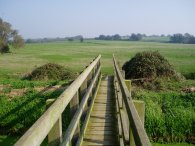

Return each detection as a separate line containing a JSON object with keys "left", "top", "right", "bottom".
{"left": 0, "top": 40, "right": 195, "bottom": 145}
{"left": 0, "top": 40, "right": 195, "bottom": 77}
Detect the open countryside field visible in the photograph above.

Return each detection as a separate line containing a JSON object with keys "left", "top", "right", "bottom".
{"left": 0, "top": 40, "right": 195, "bottom": 77}
{"left": 0, "top": 40, "right": 195, "bottom": 146}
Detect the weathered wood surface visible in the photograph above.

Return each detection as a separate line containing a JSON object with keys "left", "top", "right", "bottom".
{"left": 82, "top": 77, "right": 119, "bottom": 146}
{"left": 60, "top": 66, "right": 101, "bottom": 146}
{"left": 113, "top": 54, "right": 151, "bottom": 146}
{"left": 14, "top": 55, "right": 101, "bottom": 146}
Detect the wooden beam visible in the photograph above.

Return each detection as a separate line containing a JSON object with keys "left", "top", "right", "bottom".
{"left": 130, "top": 100, "right": 145, "bottom": 146}
{"left": 70, "top": 92, "right": 80, "bottom": 145}
{"left": 76, "top": 74, "right": 102, "bottom": 146}
{"left": 14, "top": 55, "right": 101, "bottom": 146}
{"left": 113, "top": 54, "right": 151, "bottom": 146}
{"left": 60, "top": 66, "right": 101, "bottom": 146}
{"left": 79, "top": 79, "right": 88, "bottom": 121}
{"left": 46, "top": 99, "right": 62, "bottom": 146}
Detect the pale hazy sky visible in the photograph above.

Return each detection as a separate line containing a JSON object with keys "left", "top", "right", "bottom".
{"left": 0, "top": 0, "right": 195, "bottom": 39}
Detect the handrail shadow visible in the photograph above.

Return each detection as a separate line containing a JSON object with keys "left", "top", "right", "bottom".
{"left": 0, "top": 82, "right": 69, "bottom": 135}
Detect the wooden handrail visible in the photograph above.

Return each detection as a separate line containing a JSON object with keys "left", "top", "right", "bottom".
{"left": 15, "top": 55, "right": 101, "bottom": 146}
{"left": 60, "top": 65, "right": 101, "bottom": 146}
{"left": 113, "top": 54, "right": 151, "bottom": 146}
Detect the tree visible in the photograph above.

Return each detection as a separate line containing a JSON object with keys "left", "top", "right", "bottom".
{"left": 80, "top": 37, "right": 84, "bottom": 42}
{"left": 0, "top": 18, "right": 24, "bottom": 53}
{"left": 98, "top": 35, "right": 106, "bottom": 40}
{"left": 96, "top": 34, "right": 121, "bottom": 40}
{"left": 129, "top": 33, "right": 142, "bottom": 41}
{"left": 113, "top": 34, "right": 121, "bottom": 40}
{"left": 170, "top": 33, "right": 184, "bottom": 43}
{"left": 170, "top": 33, "right": 195, "bottom": 44}
{"left": 68, "top": 38, "right": 73, "bottom": 41}
{"left": 12, "top": 35, "right": 24, "bottom": 48}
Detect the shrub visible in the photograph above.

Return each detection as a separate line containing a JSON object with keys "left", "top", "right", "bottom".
{"left": 26, "top": 63, "right": 76, "bottom": 81}
{"left": 0, "top": 45, "right": 10, "bottom": 54}
{"left": 122, "top": 51, "right": 175, "bottom": 80}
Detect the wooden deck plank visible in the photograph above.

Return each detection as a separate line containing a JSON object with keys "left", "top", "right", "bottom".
{"left": 82, "top": 141, "right": 117, "bottom": 146}
{"left": 81, "top": 76, "right": 119, "bottom": 146}
{"left": 85, "top": 130, "right": 115, "bottom": 135}
{"left": 86, "top": 126, "right": 114, "bottom": 131}
{"left": 84, "top": 135, "right": 116, "bottom": 141}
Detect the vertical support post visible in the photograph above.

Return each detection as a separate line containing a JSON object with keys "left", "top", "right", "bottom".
{"left": 125, "top": 80, "right": 131, "bottom": 97}
{"left": 79, "top": 79, "right": 88, "bottom": 121}
{"left": 87, "top": 71, "right": 93, "bottom": 106}
{"left": 46, "top": 99, "right": 62, "bottom": 146}
{"left": 122, "top": 70, "right": 125, "bottom": 78}
{"left": 70, "top": 92, "right": 80, "bottom": 146}
{"left": 79, "top": 79, "right": 88, "bottom": 101}
{"left": 92, "top": 65, "right": 97, "bottom": 95}
{"left": 118, "top": 83, "right": 123, "bottom": 109}
{"left": 115, "top": 75, "right": 122, "bottom": 109}
{"left": 124, "top": 79, "right": 145, "bottom": 146}
{"left": 129, "top": 100, "right": 145, "bottom": 146}
{"left": 121, "top": 80, "right": 130, "bottom": 144}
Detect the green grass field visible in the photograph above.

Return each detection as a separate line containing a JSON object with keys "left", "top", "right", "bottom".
{"left": 0, "top": 40, "right": 195, "bottom": 77}
{"left": 0, "top": 40, "right": 195, "bottom": 145}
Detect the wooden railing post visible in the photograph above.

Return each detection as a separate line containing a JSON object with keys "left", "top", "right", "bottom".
{"left": 79, "top": 79, "right": 88, "bottom": 121}
{"left": 113, "top": 54, "right": 151, "bottom": 146}
{"left": 14, "top": 55, "right": 101, "bottom": 146}
{"left": 125, "top": 80, "right": 131, "bottom": 97}
{"left": 91, "top": 65, "right": 96, "bottom": 94}
{"left": 87, "top": 71, "right": 93, "bottom": 106}
{"left": 130, "top": 100, "right": 145, "bottom": 146}
{"left": 122, "top": 70, "right": 125, "bottom": 78}
{"left": 70, "top": 92, "right": 80, "bottom": 145}
{"left": 124, "top": 79, "right": 145, "bottom": 146}
{"left": 79, "top": 81, "right": 87, "bottom": 99}
{"left": 46, "top": 99, "right": 62, "bottom": 146}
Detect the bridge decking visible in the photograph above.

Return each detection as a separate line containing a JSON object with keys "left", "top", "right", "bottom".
{"left": 14, "top": 55, "right": 151, "bottom": 146}
{"left": 82, "top": 76, "right": 119, "bottom": 146}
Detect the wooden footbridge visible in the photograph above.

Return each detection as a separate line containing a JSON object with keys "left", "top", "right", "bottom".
{"left": 15, "top": 55, "right": 151, "bottom": 146}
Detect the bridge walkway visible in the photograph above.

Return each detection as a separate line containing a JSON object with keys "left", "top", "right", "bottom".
{"left": 14, "top": 55, "right": 151, "bottom": 146}
{"left": 82, "top": 76, "right": 119, "bottom": 146}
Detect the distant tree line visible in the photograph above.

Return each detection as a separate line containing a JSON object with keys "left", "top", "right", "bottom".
{"left": 95, "top": 33, "right": 145, "bottom": 41}
{"left": 26, "top": 32, "right": 195, "bottom": 44}
{"left": 95, "top": 33, "right": 195, "bottom": 44}
{"left": 95, "top": 34, "right": 121, "bottom": 40}
{"left": 26, "top": 35, "right": 84, "bottom": 43}
{"left": 170, "top": 33, "right": 195, "bottom": 44}
{"left": 0, "top": 18, "right": 24, "bottom": 54}
{"left": 129, "top": 33, "right": 143, "bottom": 41}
